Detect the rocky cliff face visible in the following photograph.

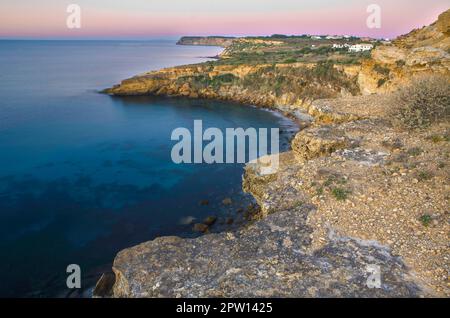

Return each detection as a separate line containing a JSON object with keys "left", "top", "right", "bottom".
{"left": 358, "top": 9, "right": 450, "bottom": 94}
{"left": 111, "top": 204, "right": 425, "bottom": 298}
{"left": 105, "top": 62, "right": 361, "bottom": 124}
{"left": 177, "top": 36, "right": 236, "bottom": 47}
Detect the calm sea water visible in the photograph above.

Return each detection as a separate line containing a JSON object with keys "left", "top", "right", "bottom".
{"left": 0, "top": 40, "right": 296, "bottom": 297}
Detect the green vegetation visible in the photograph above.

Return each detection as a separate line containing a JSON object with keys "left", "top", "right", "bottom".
{"left": 318, "top": 174, "right": 351, "bottom": 201}
{"left": 417, "top": 170, "right": 434, "bottom": 182}
{"left": 419, "top": 214, "right": 432, "bottom": 227}
{"left": 217, "top": 36, "right": 367, "bottom": 66}
{"left": 316, "top": 187, "right": 324, "bottom": 196}
{"left": 377, "top": 78, "right": 387, "bottom": 87}
{"left": 176, "top": 73, "right": 238, "bottom": 90}
{"left": 173, "top": 37, "right": 368, "bottom": 104}
{"left": 284, "top": 58, "right": 297, "bottom": 64}
{"left": 426, "top": 135, "right": 447, "bottom": 143}
{"left": 373, "top": 64, "right": 391, "bottom": 76}
{"left": 396, "top": 60, "right": 406, "bottom": 68}
{"left": 331, "top": 187, "right": 350, "bottom": 201}
{"left": 239, "top": 61, "right": 359, "bottom": 100}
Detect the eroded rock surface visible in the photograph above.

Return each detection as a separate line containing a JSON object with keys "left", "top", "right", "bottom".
{"left": 112, "top": 205, "right": 426, "bottom": 298}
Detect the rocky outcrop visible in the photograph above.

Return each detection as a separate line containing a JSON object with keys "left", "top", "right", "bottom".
{"left": 111, "top": 204, "right": 426, "bottom": 298}
{"left": 358, "top": 9, "right": 450, "bottom": 95}
{"left": 291, "top": 125, "right": 358, "bottom": 162}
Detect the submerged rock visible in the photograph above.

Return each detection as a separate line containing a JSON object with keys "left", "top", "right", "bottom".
{"left": 225, "top": 217, "right": 234, "bottom": 225}
{"left": 222, "top": 198, "right": 232, "bottom": 205}
{"left": 203, "top": 216, "right": 217, "bottom": 226}
{"left": 192, "top": 223, "right": 209, "bottom": 233}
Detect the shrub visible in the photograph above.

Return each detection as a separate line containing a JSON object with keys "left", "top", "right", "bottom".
{"left": 419, "top": 214, "right": 432, "bottom": 227}
{"left": 373, "top": 64, "right": 391, "bottom": 76}
{"left": 210, "top": 73, "right": 237, "bottom": 88}
{"left": 284, "top": 58, "right": 297, "bottom": 63}
{"left": 396, "top": 60, "right": 406, "bottom": 68}
{"left": 390, "top": 75, "right": 450, "bottom": 129}
{"left": 377, "top": 78, "right": 387, "bottom": 87}
{"left": 331, "top": 187, "right": 350, "bottom": 201}
{"left": 407, "top": 147, "right": 422, "bottom": 157}
{"left": 417, "top": 170, "right": 434, "bottom": 182}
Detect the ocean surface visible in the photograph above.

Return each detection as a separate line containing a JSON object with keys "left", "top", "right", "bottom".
{"left": 0, "top": 40, "right": 296, "bottom": 297}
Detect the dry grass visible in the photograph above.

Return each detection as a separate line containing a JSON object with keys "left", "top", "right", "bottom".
{"left": 390, "top": 75, "right": 450, "bottom": 129}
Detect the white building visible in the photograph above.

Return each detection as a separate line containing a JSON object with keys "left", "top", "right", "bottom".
{"left": 348, "top": 44, "right": 374, "bottom": 52}
{"left": 332, "top": 43, "right": 350, "bottom": 49}
{"left": 311, "top": 36, "right": 323, "bottom": 40}
{"left": 326, "top": 35, "right": 343, "bottom": 40}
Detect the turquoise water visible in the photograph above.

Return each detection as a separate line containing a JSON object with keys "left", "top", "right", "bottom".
{"left": 0, "top": 40, "right": 296, "bottom": 297}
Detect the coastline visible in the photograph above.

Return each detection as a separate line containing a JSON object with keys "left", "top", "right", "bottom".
{"left": 97, "top": 14, "right": 450, "bottom": 297}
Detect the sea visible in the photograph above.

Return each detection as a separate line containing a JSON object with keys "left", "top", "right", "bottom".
{"left": 0, "top": 40, "right": 297, "bottom": 297}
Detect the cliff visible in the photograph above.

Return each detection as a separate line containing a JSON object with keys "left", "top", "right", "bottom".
{"left": 97, "top": 10, "right": 450, "bottom": 298}
{"left": 104, "top": 61, "right": 360, "bottom": 123}
{"left": 358, "top": 9, "right": 450, "bottom": 94}
{"left": 177, "top": 36, "right": 236, "bottom": 47}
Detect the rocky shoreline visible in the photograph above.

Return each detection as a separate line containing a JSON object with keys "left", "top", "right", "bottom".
{"left": 96, "top": 11, "right": 449, "bottom": 297}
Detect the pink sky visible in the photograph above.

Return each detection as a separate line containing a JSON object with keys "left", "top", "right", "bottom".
{"left": 0, "top": 1, "right": 449, "bottom": 39}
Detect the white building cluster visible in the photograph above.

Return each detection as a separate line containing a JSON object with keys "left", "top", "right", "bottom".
{"left": 332, "top": 43, "right": 351, "bottom": 49}
{"left": 348, "top": 44, "right": 374, "bottom": 52}
{"left": 332, "top": 43, "right": 374, "bottom": 52}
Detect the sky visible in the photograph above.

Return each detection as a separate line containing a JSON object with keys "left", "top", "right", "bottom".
{"left": 0, "top": 0, "right": 449, "bottom": 39}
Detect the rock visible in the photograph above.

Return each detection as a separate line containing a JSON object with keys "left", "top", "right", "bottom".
{"left": 436, "top": 9, "right": 450, "bottom": 35}
{"left": 222, "top": 198, "right": 232, "bottom": 205}
{"left": 203, "top": 216, "right": 217, "bottom": 226}
{"left": 333, "top": 148, "right": 389, "bottom": 166}
{"left": 292, "top": 125, "right": 355, "bottom": 162}
{"left": 192, "top": 223, "right": 209, "bottom": 233}
{"left": 110, "top": 206, "right": 428, "bottom": 298}
{"left": 405, "top": 47, "right": 450, "bottom": 69}
{"left": 177, "top": 36, "right": 236, "bottom": 47}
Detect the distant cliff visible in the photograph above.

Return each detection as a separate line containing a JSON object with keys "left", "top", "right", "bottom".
{"left": 176, "top": 36, "right": 236, "bottom": 47}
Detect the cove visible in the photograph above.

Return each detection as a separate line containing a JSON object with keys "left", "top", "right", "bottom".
{"left": 0, "top": 40, "right": 297, "bottom": 297}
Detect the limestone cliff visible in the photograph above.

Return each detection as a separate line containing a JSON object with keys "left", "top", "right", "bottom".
{"left": 358, "top": 9, "right": 450, "bottom": 94}
{"left": 177, "top": 36, "right": 235, "bottom": 47}
{"left": 105, "top": 61, "right": 361, "bottom": 125}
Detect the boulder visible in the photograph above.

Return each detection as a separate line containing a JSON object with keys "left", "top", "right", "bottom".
{"left": 292, "top": 125, "right": 355, "bottom": 162}
{"left": 203, "top": 216, "right": 217, "bottom": 226}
